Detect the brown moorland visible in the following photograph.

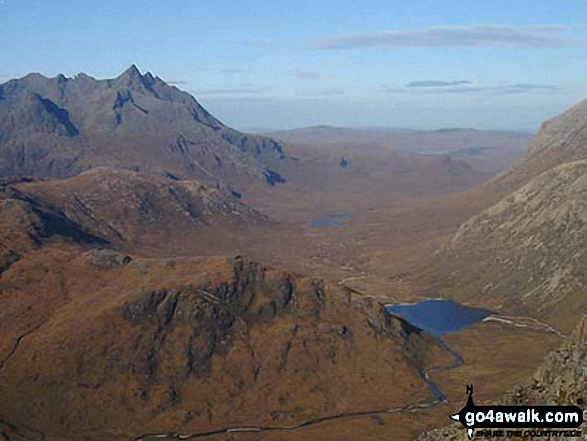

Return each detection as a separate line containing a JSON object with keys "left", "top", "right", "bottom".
{"left": 2, "top": 67, "right": 579, "bottom": 441}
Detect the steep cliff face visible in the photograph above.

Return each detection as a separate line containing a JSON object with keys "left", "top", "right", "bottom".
{"left": 493, "top": 98, "right": 587, "bottom": 191}
{"left": 0, "top": 66, "right": 287, "bottom": 189}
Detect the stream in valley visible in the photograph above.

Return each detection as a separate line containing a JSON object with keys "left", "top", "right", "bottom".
{"left": 387, "top": 299, "right": 494, "bottom": 402}
{"left": 134, "top": 299, "right": 489, "bottom": 440}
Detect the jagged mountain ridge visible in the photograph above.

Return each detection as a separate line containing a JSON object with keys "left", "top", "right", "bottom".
{"left": 0, "top": 65, "right": 287, "bottom": 190}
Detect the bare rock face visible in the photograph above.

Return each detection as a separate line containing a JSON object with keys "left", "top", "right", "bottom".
{"left": 0, "top": 66, "right": 287, "bottom": 190}
{"left": 87, "top": 249, "right": 131, "bottom": 269}
{"left": 118, "top": 258, "right": 307, "bottom": 381}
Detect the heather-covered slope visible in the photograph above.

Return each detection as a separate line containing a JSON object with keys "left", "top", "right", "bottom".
{"left": 0, "top": 167, "right": 272, "bottom": 253}
{"left": 8, "top": 167, "right": 273, "bottom": 245}
{"left": 0, "top": 248, "right": 434, "bottom": 441}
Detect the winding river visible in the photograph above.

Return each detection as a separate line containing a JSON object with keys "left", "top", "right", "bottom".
{"left": 132, "top": 298, "right": 569, "bottom": 440}
{"left": 387, "top": 299, "right": 492, "bottom": 402}
{"left": 132, "top": 302, "right": 473, "bottom": 441}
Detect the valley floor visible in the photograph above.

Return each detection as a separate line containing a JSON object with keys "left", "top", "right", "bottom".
{"left": 117, "top": 181, "right": 565, "bottom": 440}
{"left": 2, "top": 129, "right": 573, "bottom": 441}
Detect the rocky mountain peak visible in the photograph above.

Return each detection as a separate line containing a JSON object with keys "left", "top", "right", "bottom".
{"left": 0, "top": 67, "right": 289, "bottom": 189}
{"left": 491, "top": 96, "right": 587, "bottom": 192}
{"left": 117, "top": 64, "right": 142, "bottom": 81}
{"left": 111, "top": 64, "right": 156, "bottom": 94}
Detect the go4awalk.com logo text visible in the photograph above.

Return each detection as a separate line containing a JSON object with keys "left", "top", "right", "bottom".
{"left": 449, "top": 385, "right": 584, "bottom": 439}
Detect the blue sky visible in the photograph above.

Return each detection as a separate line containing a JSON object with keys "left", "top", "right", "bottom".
{"left": 2, "top": 0, "right": 587, "bottom": 131}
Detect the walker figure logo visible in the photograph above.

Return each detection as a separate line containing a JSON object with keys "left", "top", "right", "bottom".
{"left": 450, "top": 385, "right": 583, "bottom": 439}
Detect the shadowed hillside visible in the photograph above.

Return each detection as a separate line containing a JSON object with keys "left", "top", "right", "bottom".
{"left": 4, "top": 167, "right": 273, "bottom": 247}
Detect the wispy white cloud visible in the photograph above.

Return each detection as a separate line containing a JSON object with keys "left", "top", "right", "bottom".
{"left": 311, "top": 25, "right": 587, "bottom": 49}
{"left": 407, "top": 80, "right": 472, "bottom": 88}
{"left": 509, "top": 83, "right": 561, "bottom": 91}
{"left": 167, "top": 80, "right": 190, "bottom": 86}
{"left": 191, "top": 88, "right": 265, "bottom": 96}
{"left": 381, "top": 82, "right": 564, "bottom": 95}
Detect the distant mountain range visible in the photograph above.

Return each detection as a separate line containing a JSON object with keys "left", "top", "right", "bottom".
{"left": 270, "top": 125, "right": 532, "bottom": 174}
{"left": 0, "top": 65, "right": 287, "bottom": 190}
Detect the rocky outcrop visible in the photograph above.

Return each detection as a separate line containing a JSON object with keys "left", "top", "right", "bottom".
{"left": 0, "top": 251, "right": 430, "bottom": 441}
{"left": 119, "top": 258, "right": 313, "bottom": 381}
{"left": 87, "top": 249, "right": 131, "bottom": 269}
{"left": 0, "top": 246, "right": 19, "bottom": 275}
